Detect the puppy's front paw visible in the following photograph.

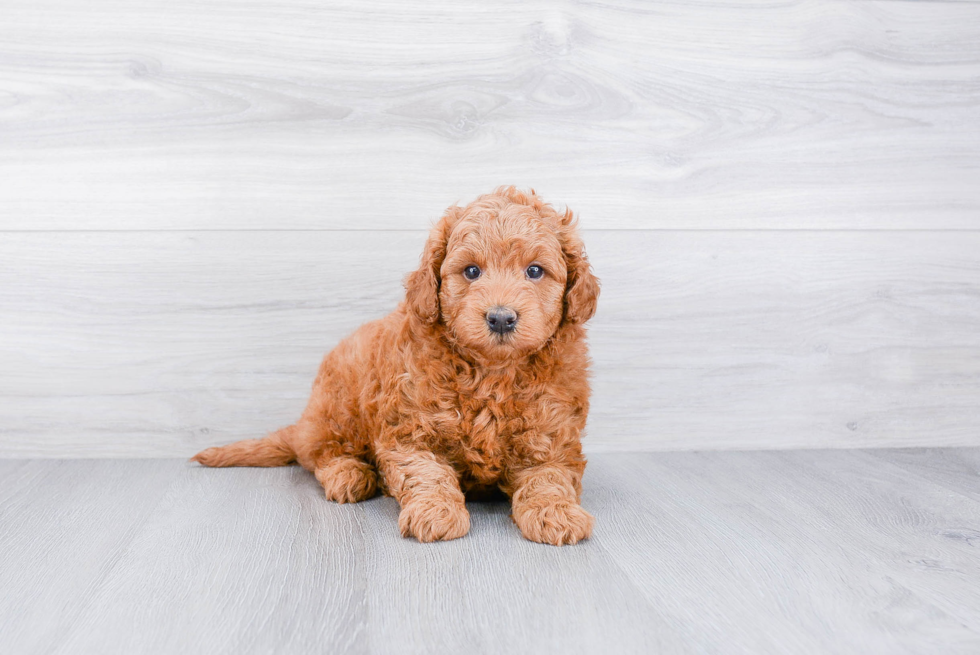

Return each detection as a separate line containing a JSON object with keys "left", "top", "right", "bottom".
{"left": 399, "top": 494, "right": 470, "bottom": 542}
{"left": 513, "top": 500, "right": 594, "bottom": 546}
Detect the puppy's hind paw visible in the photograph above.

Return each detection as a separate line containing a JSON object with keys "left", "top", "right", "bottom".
{"left": 315, "top": 457, "right": 378, "bottom": 504}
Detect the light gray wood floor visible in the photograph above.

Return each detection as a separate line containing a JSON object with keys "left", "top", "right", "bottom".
{"left": 2, "top": 449, "right": 978, "bottom": 654}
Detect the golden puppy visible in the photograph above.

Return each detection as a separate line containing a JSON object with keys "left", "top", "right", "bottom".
{"left": 193, "top": 187, "right": 600, "bottom": 545}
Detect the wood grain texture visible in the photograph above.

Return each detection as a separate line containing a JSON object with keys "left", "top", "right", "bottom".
{"left": 3, "top": 0, "right": 979, "bottom": 456}
{"left": 1, "top": 0, "right": 979, "bottom": 230}
{"left": 0, "top": 459, "right": 184, "bottom": 654}
{"left": 2, "top": 450, "right": 979, "bottom": 654}
{"left": 868, "top": 448, "right": 980, "bottom": 503}
{"left": 2, "top": 230, "right": 979, "bottom": 457}
{"left": 586, "top": 449, "right": 980, "bottom": 654}
{"left": 48, "top": 465, "right": 371, "bottom": 654}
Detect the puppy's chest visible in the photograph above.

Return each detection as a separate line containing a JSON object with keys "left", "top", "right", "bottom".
{"left": 451, "top": 379, "right": 528, "bottom": 483}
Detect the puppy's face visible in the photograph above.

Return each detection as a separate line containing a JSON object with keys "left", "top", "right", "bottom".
{"left": 405, "top": 189, "right": 599, "bottom": 362}
{"left": 438, "top": 205, "right": 568, "bottom": 359}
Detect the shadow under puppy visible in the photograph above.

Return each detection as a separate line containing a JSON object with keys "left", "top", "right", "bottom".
{"left": 193, "top": 187, "right": 600, "bottom": 546}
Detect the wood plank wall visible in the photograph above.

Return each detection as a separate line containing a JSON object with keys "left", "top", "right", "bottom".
{"left": 2, "top": 0, "right": 978, "bottom": 456}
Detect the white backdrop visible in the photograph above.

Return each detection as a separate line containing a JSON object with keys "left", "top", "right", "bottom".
{"left": 2, "top": 0, "right": 979, "bottom": 456}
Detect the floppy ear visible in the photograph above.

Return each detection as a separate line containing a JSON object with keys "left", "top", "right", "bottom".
{"left": 560, "top": 211, "right": 600, "bottom": 325}
{"left": 404, "top": 207, "right": 458, "bottom": 324}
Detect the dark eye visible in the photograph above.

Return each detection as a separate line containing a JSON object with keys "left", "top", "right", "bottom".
{"left": 463, "top": 265, "right": 481, "bottom": 280}
{"left": 526, "top": 265, "right": 544, "bottom": 280}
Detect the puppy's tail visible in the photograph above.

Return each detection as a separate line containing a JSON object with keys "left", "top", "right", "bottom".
{"left": 191, "top": 425, "right": 296, "bottom": 468}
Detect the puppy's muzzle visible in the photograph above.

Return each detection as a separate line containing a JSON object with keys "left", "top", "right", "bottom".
{"left": 485, "top": 306, "right": 518, "bottom": 335}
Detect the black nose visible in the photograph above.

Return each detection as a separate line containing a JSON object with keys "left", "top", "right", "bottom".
{"left": 486, "top": 306, "right": 518, "bottom": 334}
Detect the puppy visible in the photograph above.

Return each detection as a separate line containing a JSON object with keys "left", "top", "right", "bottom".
{"left": 193, "top": 187, "right": 600, "bottom": 545}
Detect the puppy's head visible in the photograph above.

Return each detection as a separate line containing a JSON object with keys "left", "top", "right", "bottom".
{"left": 405, "top": 187, "right": 599, "bottom": 360}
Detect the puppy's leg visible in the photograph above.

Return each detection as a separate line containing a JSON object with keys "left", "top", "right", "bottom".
{"left": 283, "top": 419, "right": 378, "bottom": 504}
{"left": 375, "top": 448, "right": 469, "bottom": 542}
{"left": 314, "top": 454, "right": 378, "bottom": 504}
{"left": 506, "top": 464, "right": 594, "bottom": 546}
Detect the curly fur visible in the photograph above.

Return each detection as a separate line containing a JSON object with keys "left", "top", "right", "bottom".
{"left": 193, "top": 187, "right": 600, "bottom": 546}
